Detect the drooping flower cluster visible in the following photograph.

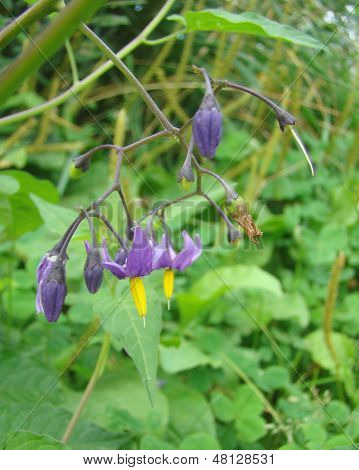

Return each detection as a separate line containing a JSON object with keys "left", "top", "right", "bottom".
{"left": 36, "top": 225, "right": 202, "bottom": 323}
{"left": 35, "top": 63, "right": 313, "bottom": 326}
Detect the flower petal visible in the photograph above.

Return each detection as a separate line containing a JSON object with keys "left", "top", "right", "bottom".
{"left": 36, "top": 254, "right": 50, "bottom": 284}
{"left": 152, "top": 234, "right": 176, "bottom": 270}
{"left": 100, "top": 238, "right": 112, "bottom": 263}
{"left": 103, "top": 261, "right": 127, "bottom": 280}
{"left": 172, "top": 231, "right": 202, "bottom": 271}
{"left": 126, "top": 226, "right": 153, "bottom": 278}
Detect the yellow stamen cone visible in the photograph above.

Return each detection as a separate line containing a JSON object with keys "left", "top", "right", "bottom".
{"left": 163, "top": 269, "right": 174, "bottom": 310}
{"left": 129, "top": 277, "right": 147, "bottom": 319}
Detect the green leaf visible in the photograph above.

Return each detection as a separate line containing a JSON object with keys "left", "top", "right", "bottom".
{"left": 210, "top": 391, "right": 236, "bottom": 424}
{"left": 233, "top": 384, "right": 264, "bottom": 416}
{"left": 94, "top": 283, "right": 162, "bottom": 406}
{"left": 325, "top": 401, "right": 351, "bottom": 426}
{"left": 304, "top": 330, "right": 356, "bottom": 373}
{"left": 140, "top": 434, "right": 173, "bottom": 450}
{"left": 0, "top": 170, "right": 58, "bottom": 239}
{"left": 233, "top": 385, "right": 266, "bottom": 443}
{"left": 300, "top": 422, "right": 327, "bottom": 449}
{"left": 166, "top": 382, "right": 216, "bottom": 438}
{"left": 30, "top": 194, "right": 79, "bottom": 236}
{"left": 179, "top": 432, "right": 221, "bottom": 450}
{"left": 177, "top": 10, "right": 324, "bottom": 48}
{"left": 0, "top": 175, "right": 19, "bottom": 195}
{"left": 63, "top": 366, "right": 169, "bottom": 437}
{"left": 159, "top": 340, "right": 212, "bottom": 373}
{"left": 304, "top": 330, "right": 357, "bottom": 402}
{"left": 190, "top": 264, "right": 283, "bottom": 301}
{"left": 3, "top": 431, "right": 69, "bottom": 450}
{"left": 259, "top": 365, "right": 291, "bottom": 392}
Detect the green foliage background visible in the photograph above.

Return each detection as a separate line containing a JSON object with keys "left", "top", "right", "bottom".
{"left": 0, "top": 0, "right": 358, "bottom": 450}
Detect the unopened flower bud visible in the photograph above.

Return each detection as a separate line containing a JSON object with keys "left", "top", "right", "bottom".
{"left": 275, "top": 108, "right": 296, "bottom": 132}
{"left": 69, "top": 163, "right": 85, "bottom": 179}
{"left": 40, "top": 262, "right": 67, "bottom": 322}
{"left": 84, "top": 247, "right": 103, "bottom": 294}
{"left": 227, "top": 227, "right": 241, "bottom": 245}
{"left": 177, "top": 159, "right": 195, "bottom": 192}
{"left": 193, "top": 93, "right": 222, "bottom": 158}
{"left": 69, "top": 155, "right": 90, "bottom": 179}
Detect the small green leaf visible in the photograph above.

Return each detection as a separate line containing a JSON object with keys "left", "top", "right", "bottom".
{"left": 159, "top": 340, "right": 211, "bottom": 373}
{"left": 177, "top": 10, "right": 324, "bottom": 48}
{"left": 326, "top": 401, "right": 351, "bottom": 426}
{"left": 210, "top": 391, "right": 236, "bottom": 423}
{"left": 259, "top": 365, "right": 291, "bottom": 392}
{"left": 235, "top": 414, "right": 266, "bottom": 443}
{"left": 301, "top": 422, "right": 327, "bottom": 449}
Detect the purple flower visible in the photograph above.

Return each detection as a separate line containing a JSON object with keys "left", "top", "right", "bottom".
{"left": 193, "top": 94, "right": 222, "bottom": 158}
{"left": 84, "top": 241, "right": 104, "bottom": 294}
{"left": 39, "top": 261, "right": 67, "bottom": 322}
{"left": 102, "top": 226, "right": 153, "bottom": 320}
{"left": 152, "top": 231, "right": 202, "bottom": 307}
{"left": 102, "top": 226, "right": 153, "bottom": 280}
{"left": 153, "top": 231, "right": 202, "bottom": 272}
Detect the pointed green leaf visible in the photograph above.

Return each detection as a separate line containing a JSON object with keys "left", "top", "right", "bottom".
{"left": 95, "top": 283, "right": 162, "bottom": 405}
{"left": 178, "top": 10, "right": 324, "bottom": 48}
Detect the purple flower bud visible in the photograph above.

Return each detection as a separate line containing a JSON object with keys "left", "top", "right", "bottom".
{"left": 40, "top": 262, "right": 67, "bottom": 322}
{"left": 193, "top": 93, "right": 222, "bottom": 158}
{"left": 84, "top": 243, "right": 104, "bottom": 294}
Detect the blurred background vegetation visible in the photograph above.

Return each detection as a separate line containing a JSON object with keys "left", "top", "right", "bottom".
{"left": 0, "top": 0, "right": 358, "bottom": 450}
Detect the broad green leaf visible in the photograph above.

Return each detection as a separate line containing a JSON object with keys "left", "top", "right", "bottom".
{"left": 0, "top": 401, "right": 127, "bottom": 450}
{"left": 30, "top": 193, "right": 79, "bottom": 236}
{"left": 179, "top": 432, "right": 221, "bottom": 450}
{"left": 3, "top": 431, "right": 69, "bottom": 450}
{"left": 175, "top": 10, "right": 324, "bottom": 48}
{"left": 159, "top": 340, "right": 212, "bottom": 373}
{"left": 0, "top": 175, "right": 19, "bottom": 194}
{"left": 0, "top": 170, "right": 58, "bottom": 239}
{"left": 190, "top": 264, "right": 283, "bottom": 300}
{"left": 94, "top": 283, "right": 162, "bottom": 405}
{"left": 63, "top": 365, "right": 169, "bottom": 436}
{"left": 0, "top": 355, "right": 62, "bottom": 403}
